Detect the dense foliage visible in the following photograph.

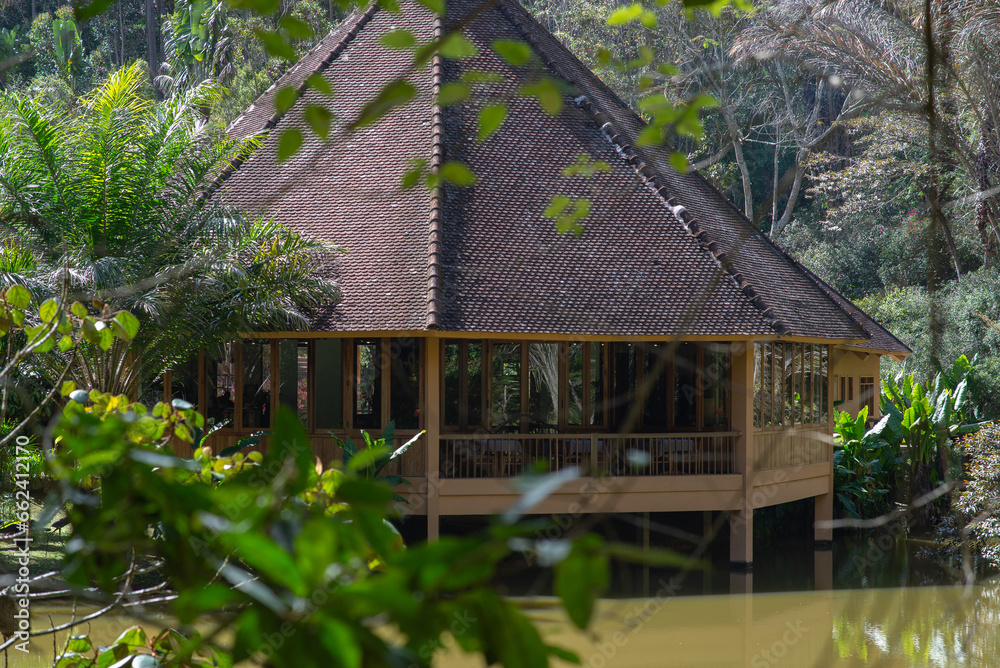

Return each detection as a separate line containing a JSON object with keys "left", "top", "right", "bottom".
{"left": 0, "top": 63, "right": 338, "bottom": 399}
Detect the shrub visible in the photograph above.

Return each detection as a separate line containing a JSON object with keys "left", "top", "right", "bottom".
{"left": 956, "top": 422, "right": 1000, "bottom": 568}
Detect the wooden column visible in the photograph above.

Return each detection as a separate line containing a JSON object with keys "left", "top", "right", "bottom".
{"left": 425, "top": 337, "right": 441, "bottom": 541}
{"left": 815, "top": 344, "right": 835, "bottom": 545}
{"left": 729, "top": 342, "right": 754, "bottom": 568}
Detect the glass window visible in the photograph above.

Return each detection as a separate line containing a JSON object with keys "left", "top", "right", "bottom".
{"left": 784, "top": 343, "right": 794, "bottom": 425}
{"left": 390, "top": 338, "right": 420, "bottom": 430}
{"left": 171, "top": 355, "right": 199, "bottom": 407}
{"left": 703, "top": 344, "right": 729, "bottom": 428}
{"left": 205, "top": 343, "right": 236, "bottom": 429}
{"left": 821, "top": 346, "right": 829, "bottom": 423}
{"left": 354, "top": 339, "right": 381, "bottom": 430}
{"left": 468, "top": 342, "right": 483, "bottom": 426}
{"left": 611, "top": 343, "right": 637, "bottom": 429}
{"left": 444, "top": 343, "right": 461, "bottom": 427}
{"left": 762, "top": 344, "right": 773, "bottom": 428}
{"left": 642, "top": 343, "right": 669, "bottom": 430}
{"left": 771, "top": 343, "right": 785, "bottom": 427}
{"left": 279, "top": 340, "right": 308, "bottom": 426}
{"left": 568, "top": 343, "right": 584, "bottom": 426}
{"left": 242, "top": 340, "right": 271, "bottom": 429}
{"left": 528, "top": 343, "right": 559, "bottom": 432}
{"left": 674, "top": 342, "right": 697, "bottom": 428}
{"left": 589, "top": 343, "right": 605, "bottom": 426}
{"left": 491, "top": 343, "right": 521, "bottom": 432}
{"left": 753, "top": 345, "right": 762, "bottom": 429}
{"left": 314, "top": 339, "right": 344, "bottom": 430}
{"left": 443, "top": 341, "right": 484, "bottom": 429}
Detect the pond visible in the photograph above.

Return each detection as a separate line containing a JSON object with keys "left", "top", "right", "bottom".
{"left": 13, "top": 524, "right": 1000, "bottom": 667}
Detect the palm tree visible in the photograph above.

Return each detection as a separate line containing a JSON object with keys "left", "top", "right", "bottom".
{"left": 0, "top": 62, "right": 339, "bottom": 398}
{"left": 732, "top": 0, "right": 1000, "bottom": 268}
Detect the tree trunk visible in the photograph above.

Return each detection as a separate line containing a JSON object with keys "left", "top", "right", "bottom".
{"left": 722, "top": 107, "right": 753, "bottom": 218}
{"left": 771, "top": 150, "right": 807, "bottom": 237}
{"left": 975, "top": 121, "right": 1000, "bottom": 267}
{"left": 772, "top": 125, "right": 780, "bottom": 226}
{"left": 146, "top": 0, "right": 159, "bottom": 92}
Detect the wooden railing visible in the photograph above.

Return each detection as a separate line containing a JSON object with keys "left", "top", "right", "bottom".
{"left": 439, "top": 432, "right": 738, "bottom": 479}
{"left": 753, "top": 426, "right": 830, "bottom": 470}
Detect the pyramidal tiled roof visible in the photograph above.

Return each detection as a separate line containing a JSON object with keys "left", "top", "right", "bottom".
{"left": 213, "top": 0, "right": 909, "bottom": 351}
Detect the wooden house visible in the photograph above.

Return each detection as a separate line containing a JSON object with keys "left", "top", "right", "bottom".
{"left": 181, "top": 0, "right": 911, "bottom": 566}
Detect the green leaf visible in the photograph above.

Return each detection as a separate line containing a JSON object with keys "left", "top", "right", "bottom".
{"left": 73, "top": 0, "right": 115, "bottom": 21}
{"left": 304, "top": 105, "right": 334, "bottom": 139}
{"left": 39, "top": 298, "right": 59, "bottom": 323}
{"left": 670, "top": 152, "right": 689, "bottom": 174}
{"left": 97, "top": 326, "right": 113, "bottom": 351}
{"left": 71, "top": 301, "right": 88, "bottom": 318}
{"left": 401, "top": 158, "right": 427, "bottom": 189}
{"left": 608, "top": 3, "right": 644, "bottom": 25}
{"left": 5, "top": 284, "right": 30, "bottom": 309}
{"left": 437, "top": 81, "right": 470, "bottom": 106}
{"left": 276, "top": 129, "right": 303, "bottom": 163}
{"left": 438, "top": 161, "right": 478, "bottom": 186}
{"left": 439, "top": 32, "right": 478, "bottom": 59}
{"left": 254, "top": 28, "right": 296, "bottom": 61}
{"left": 112, "top": 625, "right": 149, "bottom": 653}
{"left": 306, "top": 73, "right": 333, "bottom": 97}
{"left": 61, "top": 381, "right": 77, "bottom": 397}
{"left": 477, "top": 103, "right": 507, "bottom": 142}
{"left": 25, "top": 324, "right": 55, "bottom": 352}
{"left": 66, "top": 635, "right": 93, "bottom": 653}
{"left": 636, "top": 125, "right": 664, "bottom": 147}
{"left": 492, "top": 38, "right": 532, "bottom": 67}
{"left": 352, "top": 80, "right": 416, "bottom": 128}
{"left": 113, "top": 312, "right": 139, "bottom": 340}
{"left": 544, "top": 195, "right": 571, "bottom": 218}
{"left": 415, "top": 0, "right": 444, "bottom": 14}
{"left": 336, "top": 479, "right": 395, "bottom": 506}
{"left": 58, "top": 335, "right": 73, "bottom": 352}
{"left": 521, "top": 79, "right": 563, "bottom": 115}
{"left": 274, "top": 86, "right": 298, "bottom": 115}
{"left": 380, "top": 29, "right": 415, "bottom": 49}
{"left": 279, "top": 15, "right": 313, "bottom": 40}
{"left": 554, "top": 536, "right": 609, "bottom": 629}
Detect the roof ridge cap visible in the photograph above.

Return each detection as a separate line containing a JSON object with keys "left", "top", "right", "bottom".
{"left": 200, "top": 3, "right": 380, "bottom": 204}
{"left": 427, "top": 14, "right": 445, "bottom": 331}
{"left": 799, "top": 263, "right": 910, "bottom": 352}
{"left": 499, "top": 1, "right": 786, "bottom": 336}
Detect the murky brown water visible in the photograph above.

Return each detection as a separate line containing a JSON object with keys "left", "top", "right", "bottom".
{"left": 11, "top": 580, "right": 999, "bottom": 667}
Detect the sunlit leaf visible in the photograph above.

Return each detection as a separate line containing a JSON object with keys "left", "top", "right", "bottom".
{"left": 276, "top": 129, "right": 303, "bottom": 163}
{"left": 492, "top": 38, "right": 532, "bottom": 67}
{"left": 522, "top": 79, "right": 563, "bottom": 115}
{"left": 254, "top": 28, "right": 296, "bottom": 61}
{"left": 438, "top": 161, "right": 478, "bottom": 186}
{"left": 439, "top": 32, "right": 478, "bottom": 59}
{"left": 5, "top": 284, "right": 29, "bottom": 309}
{"left": 304, "top": 105, "right": 333, "bottom": 139}
{"left": 274, "top": 86, "right": 298, "bottom": 115}
{"left": 437, "top": 81, "right": 470, "bottom": 106}
{"left": 306, "top": 73, "right": 333, "bottom": 97}
{"left": 352, "top": 80, "right": 416, "bottom": 128}
{"left": 380, "top": 29, "right": 415, "bottom": 49}
{"left": 477, "top": 103, "right": 507, "bottom": 142}
{"left": 279, "top": 15, "right": 313, "bottom": 40}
